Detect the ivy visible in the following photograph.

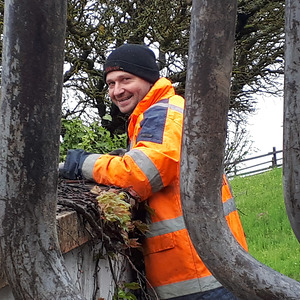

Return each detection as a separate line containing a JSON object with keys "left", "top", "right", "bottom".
{"left": 60, "top": 118, "right": 127, "bottom": 161}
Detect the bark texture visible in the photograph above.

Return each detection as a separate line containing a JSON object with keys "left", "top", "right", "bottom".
{"left": 0, "top": 0, "right": 85, "bottom": 299}
{"left": 283, "top": 0, "right": 300, "bottom": 243}
{"left": 181, "top": 0, "right": 300, "bottom": 299}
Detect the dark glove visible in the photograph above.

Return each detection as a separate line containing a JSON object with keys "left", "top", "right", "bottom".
{"left": 108, "top": 148, "right": 127, "bottom": 157}
{"left": 59, "top": 149, "right": 91, "bottom": 180}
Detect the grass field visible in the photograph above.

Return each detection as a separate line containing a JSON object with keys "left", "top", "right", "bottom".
{"left": 231, "top": 168, "right": 300, "bottom": 281}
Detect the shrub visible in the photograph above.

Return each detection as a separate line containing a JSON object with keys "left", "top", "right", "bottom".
{"left": 60, "top": 118, "right": 127, "bottom": 161}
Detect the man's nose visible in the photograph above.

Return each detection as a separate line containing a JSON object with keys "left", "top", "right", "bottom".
{"left": 113, "top": 82, "right": 124, "bottom": 96}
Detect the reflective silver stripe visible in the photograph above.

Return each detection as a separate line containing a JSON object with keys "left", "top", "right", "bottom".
{"left": 223, "top": 197, "right": 237, "bottom": 216}
{"left": 81, "top": 154, "right": 102, "bottom": 181}
{"left": 146, "top": 199, "right": 236, "bottom": 239}
{"left": 129, "top": 139, "right": 133, "bottom": 150}
{"left": 155, "top": 276, "right": 222, "bottom": 299}
{"left": 152, "top": 102, "right": 184, "bottom": 114}
{"left": 146, "top": 215, "right": 186, "bottom": 238}
{"left": 126, "top": 149, "right": 164, "bottom": 193}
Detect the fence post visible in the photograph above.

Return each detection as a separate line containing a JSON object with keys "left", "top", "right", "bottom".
{"left": 272, "top": 147, "right": 277, "bottom": 168}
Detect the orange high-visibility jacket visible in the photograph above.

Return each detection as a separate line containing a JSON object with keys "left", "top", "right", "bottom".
{"left": 82, "top": 78, "right": 248, "bottom": 299}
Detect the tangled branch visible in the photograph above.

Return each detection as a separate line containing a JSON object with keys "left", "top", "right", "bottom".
{"left": 57, "top": 179, "right": 154, "bottom": 299}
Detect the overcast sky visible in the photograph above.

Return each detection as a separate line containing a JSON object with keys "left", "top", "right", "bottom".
{"left": 247, "top": 95, "right": 283, "bottom": 155}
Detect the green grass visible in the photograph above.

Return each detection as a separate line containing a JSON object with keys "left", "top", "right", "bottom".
{"left": 231, "top": 168, "right": 300, "bottom": 281}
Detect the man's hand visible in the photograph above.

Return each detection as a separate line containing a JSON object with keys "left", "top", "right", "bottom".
{"left": 59, "top": 149, "right": 91, "bottom": 180}
{"left": 108, "top": 148, "right": 127, "bottom": 157}
{"left": 59, "top": 148, "right": 124, "bottom": 180}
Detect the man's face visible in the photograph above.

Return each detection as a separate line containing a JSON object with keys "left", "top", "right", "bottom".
{"left": 106, "top": 71, "right": 153, "bottom": 114}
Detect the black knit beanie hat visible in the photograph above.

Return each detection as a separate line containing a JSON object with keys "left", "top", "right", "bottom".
{"left": 104, "top": 44, "right": 160, "bottom": 84}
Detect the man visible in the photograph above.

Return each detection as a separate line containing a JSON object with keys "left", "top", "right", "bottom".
{"left": 61, "top": 44, "right": 248, "bottom": 299}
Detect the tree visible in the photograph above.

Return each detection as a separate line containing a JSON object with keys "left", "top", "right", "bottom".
{"left": 231, "top": 0, "right": 285, "bottom": 117}
{"left": 0, "top": 0, "right": 286, "bottom": 165}
{"left": 283, "top": 0, "right": 300, "bottom": 242}
{"left": 62, "top": 0, "right": 193, "bottom": 132}
{"left": 181, "top": 0, "right": 300, "bottom": 298}
{"left": 61, "top": 0, "right": 285, "bottom": 129}
{"left": 1, "top": 0, "right": 299, "bottom": 298}
{"left": 60, "top": 0, "right": 285, "bottom": 167}
{"left": 0, "top": 1, "right": 285, "bottom": 127}
{"left": 0, "top": 0, "right": 85, "bottom": 298}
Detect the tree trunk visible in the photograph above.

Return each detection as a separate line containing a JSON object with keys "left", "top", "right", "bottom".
{"left": 181, "top": 0, "right": 300, "bottom": 299}
{"left": 283, "top": 0, "right": 300, "bottom": 242}
{"left": 0, "top": 0, "right": 85, "bottom": 299}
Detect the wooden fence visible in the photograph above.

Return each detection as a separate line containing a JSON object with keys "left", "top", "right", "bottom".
{"left": 226, "top": 147, "right": 283, "bottom": 178}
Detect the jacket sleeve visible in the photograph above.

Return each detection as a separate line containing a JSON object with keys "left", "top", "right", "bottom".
{"left": 82, "top": 97, "right": 184, "bottom": 201}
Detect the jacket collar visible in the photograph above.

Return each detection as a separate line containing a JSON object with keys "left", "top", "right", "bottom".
{"left": 127, "top": 78, "right": 175, "bottom": 136}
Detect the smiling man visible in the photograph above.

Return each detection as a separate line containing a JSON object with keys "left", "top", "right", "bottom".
{"left": 61, "top": 44, "right": 247, "bottom": 299}
{"left": 104, "top": 45, "right": 156, "bottom": 115}
{"left": 106, "top": 70, "right": 153, "bottom": 114}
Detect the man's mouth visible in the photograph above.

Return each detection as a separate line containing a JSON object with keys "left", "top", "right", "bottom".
{"left": 118, "top": 96, "right": 132, "bottom": 103}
